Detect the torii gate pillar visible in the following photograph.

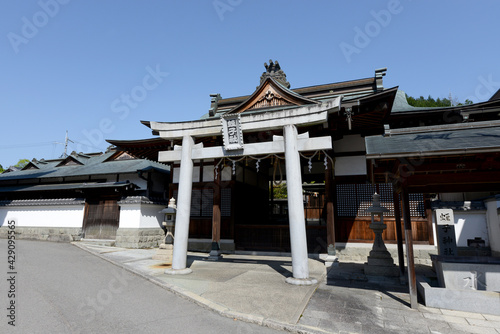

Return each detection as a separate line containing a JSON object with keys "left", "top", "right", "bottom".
{"left": 165, "top": 135, "right": 194, "bottom": 275}
{"left": 284, "top": 124, "right": 317, "bottom": 285}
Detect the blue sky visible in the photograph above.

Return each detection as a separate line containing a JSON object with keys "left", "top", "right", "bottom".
{"left": 1, "top": 0, "right": 499, "bottom": 168}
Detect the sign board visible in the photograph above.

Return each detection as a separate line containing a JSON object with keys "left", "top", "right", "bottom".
{"left": 221, "top": 114, "right": 243, "bottom": 151}
{"left": 436, "top": 209, "right": 454, "bottom": 225}
{"left": 437, "top": 224, "right": 458, "bottom": 256}
{"left": 435, "top": 209, "right": 457, "bottom": 256}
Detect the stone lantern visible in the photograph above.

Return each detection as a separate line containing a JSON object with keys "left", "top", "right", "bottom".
{"left": 364, "top": 193, "right": 399, "bottom": 276}
{"left": 152, "top": 198, "right": 176, "bottom": 263}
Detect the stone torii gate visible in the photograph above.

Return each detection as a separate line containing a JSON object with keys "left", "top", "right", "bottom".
{"left": 150, "top": 98, "right": 340, "bottom": 285}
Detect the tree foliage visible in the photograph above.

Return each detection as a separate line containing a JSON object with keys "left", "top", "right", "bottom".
{"left": 406, "top": 94, "right": 473, "bottom": 108}
{"left": 271, "top": 183, "right": 287, "bottom": 199}
{"left": 0, "top": 164, "right": 3, "bottom": 173}
{"left": 14, "top": 159, "right": 30, "bottom": 169}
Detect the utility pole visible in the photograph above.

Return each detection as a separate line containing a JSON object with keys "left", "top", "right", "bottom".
{"left": 63, "top": 131, "right": 74, "bottom": 158}
{"left": 56, "top": 131, "right": 74, "bottom": 158}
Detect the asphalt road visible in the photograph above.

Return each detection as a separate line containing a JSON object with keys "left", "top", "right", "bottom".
{"left": 0, "top": 239, "right": 282, "bottom": 334}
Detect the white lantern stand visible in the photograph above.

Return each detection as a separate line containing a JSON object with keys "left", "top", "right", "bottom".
{"left": 364, "top": 193, "right": 399, "bottom": 277}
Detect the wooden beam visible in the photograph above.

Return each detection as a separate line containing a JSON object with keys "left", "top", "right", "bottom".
{"left": 392, "top": 189, "right": 405, "bottom": 278}
{"left": 401, "top": 186, "right": 418, "bottom": 309}
{"left": 404, "top": 170, "right": 500, "bottom": 187}
{"left": 212, "top": 160, "right": 222, "bottom": 248}
{"left": 325, "top": 156, "right": 336, "bottom": 254}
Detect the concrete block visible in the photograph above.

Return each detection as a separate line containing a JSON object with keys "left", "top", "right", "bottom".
{"left": 417, "top": 276, "right": 500, "bottom": 316}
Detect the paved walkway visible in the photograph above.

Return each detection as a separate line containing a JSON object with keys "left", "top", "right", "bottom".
{"left": 73, "top": 242, "right": 500, "bottom": 334}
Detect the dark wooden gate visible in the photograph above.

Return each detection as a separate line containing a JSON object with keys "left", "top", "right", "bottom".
{"left": 83, "top": 199, "right": 120, "bottom": 239}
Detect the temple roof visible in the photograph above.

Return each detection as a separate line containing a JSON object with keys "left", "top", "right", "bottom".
{"left": 203, "top": 62, "right": 385, "bottom": 117}
{"left": 226, "top": 76, "right": 318, "bottom": 114}
{"left": 259, "top": 59, "right": 290, "bottom": 88}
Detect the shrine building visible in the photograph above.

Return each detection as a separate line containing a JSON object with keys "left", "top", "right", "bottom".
{"left": 109, "top": 60, "right": 427, "bottom": 283}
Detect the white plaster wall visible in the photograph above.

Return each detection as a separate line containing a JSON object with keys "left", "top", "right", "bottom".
{"left": 118, "top": 204, "right": 142, "bottom": 228}
{"left": 485, "top": 198, "right": 500, "bottom": 255}
{"left": 118, "top": 203, "right": 164, "bottom": 228}
{"left": 121, "top": 173, "right": 148, "bottom": 189}
{"left": 333, "top": 134, "right": 365, "bottom": 152}
{"left": 221, "top": 166, "right": 232, "bottom": 181}
{"left": 203, "top": 165, "right": 214, "bottom": 182}
{"left": 334, "top": 156, "right": 367, "bottom": 176}
{"left": 454, "top": 211, "right": 489, "bottom": 247}
{"left": 172, "top": 166, "right": 201, "bottom": 183}
{"left": 139, "top": 204, "right": 164, "bottom": 228}
{"left": 0, "top": 205, "right": 84, "bottom": 228}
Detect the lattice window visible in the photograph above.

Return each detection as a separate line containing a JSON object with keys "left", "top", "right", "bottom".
{"left": 201, "top": 189, "right": 213, "bottom": 217}
{"left": 336, "top": 183, "right": 424, "bottom": 218}
{"left": 221, "top": 188, "right": 231, "bottom": 217}
{"left": 336, "top": 184, "right": 357, "bottom": 216}
{"left": 409, "top": 193, "right": 426, "bottom": 217}
{"left": 356, "top": 184, "right": 377, "bottom": 216}
{"left": 379, "top": 183, "right": 395, "bottom": 216}
{"left": 190, "top": 190, "right": 201, "bottom": 216}
{"left": 173, "top": 188, "right": 230, "bottom": 218}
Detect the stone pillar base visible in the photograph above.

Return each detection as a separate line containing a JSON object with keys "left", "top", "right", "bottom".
{"left": 207, "top": 249, "right": 223, "bottom": 261}
{"left": 364, "top": 249, "right": 399, "bottom": 276}
{"left": 364, "top": 263, "right": 399, "bottom": 276}
{"left": 285, "top": 277, "right": 318, "bottom": 286}
{"left": 207, "top": 241, "right": 223, "bottom": 261}
{"left": 165, "top": 268, "right": 193, "bottom": 275}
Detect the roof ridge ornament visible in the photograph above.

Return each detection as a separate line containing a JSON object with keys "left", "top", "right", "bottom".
{"left": 260, "top": 59, "right": 290, "bottom": 89}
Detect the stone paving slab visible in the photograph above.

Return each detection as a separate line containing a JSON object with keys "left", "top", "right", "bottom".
{"left": 300, "top": 263, "right": 500, "bottom": 334}
{"left": 74, "top": 242, "right": 500, "bottom": 334}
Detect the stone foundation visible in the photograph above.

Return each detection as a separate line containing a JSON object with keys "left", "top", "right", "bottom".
{"left": 334, "top": 243, "right": 437, "bottom": 265}
{"left": 115, "top": 228, "right": 164, "bottom": 249}
{"left": 188, "top": 238, "right": 236, "bottom": 253}
{"left": 0, "top": 226, "right": 83, "bottom": 242}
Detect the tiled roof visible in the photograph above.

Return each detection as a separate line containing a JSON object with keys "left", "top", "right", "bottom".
{"left": 0, "top": 181, "right": 136, "bottom": 193}
{"left": 0, "top": 150, "right": 170, "bottom": 181}
{"left": 118, "top": 196, "right": 168, "bottom": 205}
{"left": 365, "top": 120, "right": 500, "bottom": 158}
{"left": 0, "top": 198, "right": 85, "bottom": 206}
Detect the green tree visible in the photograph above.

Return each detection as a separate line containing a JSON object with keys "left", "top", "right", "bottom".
{"left": 0, "top": 164, "right": 4, "bottom": 173}
{"left": 406, "top": 94, "right": 472, "bottom": 107}
{"left": 271, "top": 183, "right": 287, "bottom": 199}
{"left": 14, "top": 159, "right": 29, "bottom": 169}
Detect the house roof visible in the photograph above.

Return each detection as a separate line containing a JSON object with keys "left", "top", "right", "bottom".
{"left": 365, "top": 120, "right": 500, "bottom": 159}
{"left": 391, "top": 89, "right": 500, "bottom": 115}
{"left": 0, "top": 181, "right": 136, "bottom": 193}
{"left": 0, "top": 198, "right": 85, "bottom": 207}
{"left": 0, "top": 149, "right": 170, "bottom": 182}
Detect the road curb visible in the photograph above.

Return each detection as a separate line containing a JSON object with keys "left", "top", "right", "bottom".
{"left": 71, "top": 242, "right": 329, "bottom": 334}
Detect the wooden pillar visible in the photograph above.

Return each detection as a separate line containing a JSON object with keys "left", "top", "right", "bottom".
{"left": 208, "top": 160, "right": 222, "bottom": 260}
{"left": 325, "top": 156, "right": 336, "bottom": 255}
{"left": 400, "top": 186, "right": 418, "bottom": 309}
{"left": 392, "top": 188, "right": 405, "bottom": 278}
{"left": 424, "top": 195, "right": 434, "bottom": 245}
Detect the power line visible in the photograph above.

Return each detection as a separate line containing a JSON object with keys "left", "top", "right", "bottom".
{"left": 0, "top": 142, "right": 58, "bottom": 149}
